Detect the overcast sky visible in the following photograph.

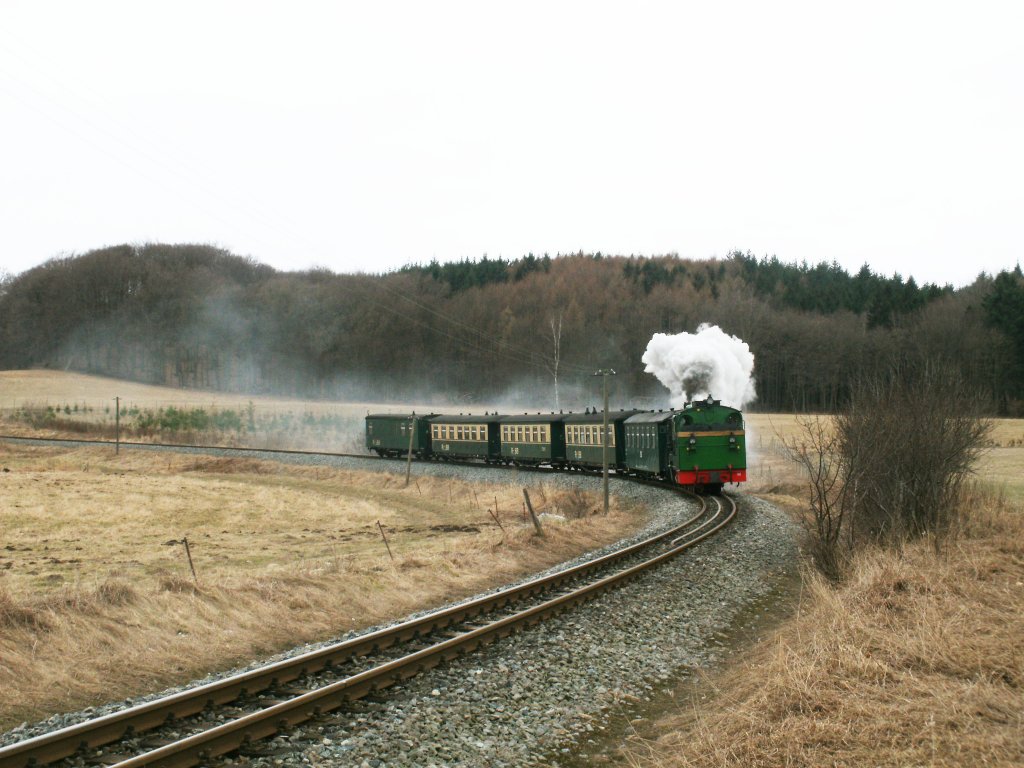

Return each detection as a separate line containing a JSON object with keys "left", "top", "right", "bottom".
{"left": 1, "top": 1, "right": 1021, "bottom": 287}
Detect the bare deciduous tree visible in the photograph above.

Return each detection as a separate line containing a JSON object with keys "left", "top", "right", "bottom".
{"left": 546, "top": 311, "right": 563, "bottom": 411}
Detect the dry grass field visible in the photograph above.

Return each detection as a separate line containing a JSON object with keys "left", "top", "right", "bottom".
{"left": 0, "top": 441, "right": 642, "bottom": 729}
{"left": 622, "top": 489, "right": 1024, "bottom": 767}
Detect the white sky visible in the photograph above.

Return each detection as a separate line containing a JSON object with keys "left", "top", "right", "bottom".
{"left": 1, "top": 1, "right": 1021, "bottom": 287}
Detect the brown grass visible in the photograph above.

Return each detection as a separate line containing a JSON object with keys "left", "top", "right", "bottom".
{"left": 0, "top": 442, "right": 642, "bottom": 729}
{"left": 621, "top": 488, "right": 1024, "bottom": 767}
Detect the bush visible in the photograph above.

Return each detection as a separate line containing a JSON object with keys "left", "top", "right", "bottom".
{"left": 786, "top": 365, "right": 992, "bottom": 580}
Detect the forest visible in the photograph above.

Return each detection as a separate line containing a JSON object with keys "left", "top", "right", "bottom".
{"left": 1, "top": 244, "right": 1022, "bottom": 414}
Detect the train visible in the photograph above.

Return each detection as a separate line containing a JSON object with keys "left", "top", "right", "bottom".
{"left": 365, "top": 396, "right": 746, "bottom": 493}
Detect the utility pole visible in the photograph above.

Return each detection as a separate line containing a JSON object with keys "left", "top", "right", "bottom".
{"left": 593, "top": 369, "right": 616, "bottom": 514}
{"left": 405, "top": 413, "right": 416, "bottom": 487}
{"left": 114, "top": 396, "right": 120, "bottom": 455}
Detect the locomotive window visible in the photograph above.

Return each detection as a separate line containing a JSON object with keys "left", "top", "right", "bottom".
{"left": 481, "top": 425, "right": 487, "bottom": 440}
{"left": 531, "top": 426, "right": 538, "bottom": 442}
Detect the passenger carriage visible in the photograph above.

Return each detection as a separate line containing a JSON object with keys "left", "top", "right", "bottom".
{"left": 623, "top": 411, "right": 675, "bottom": 479}
{"left": 562, "top": 409, "right": 642, "bottom": 470}
{"left": 498, "top": 413, "right": 565, "bottom": 466}
{"left": 429, "top": 414, "right": 502, "bottom": 462}
{"left": 365, "top": 413, "right": 437, "bottom": 458}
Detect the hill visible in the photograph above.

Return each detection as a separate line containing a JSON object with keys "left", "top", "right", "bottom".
{"left": 1, "top": 244, "right": 1022, "bottom": 413}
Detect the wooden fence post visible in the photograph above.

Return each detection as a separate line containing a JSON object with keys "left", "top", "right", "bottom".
{"left": 522, "top": 488, "right": 545, "bottom": 537}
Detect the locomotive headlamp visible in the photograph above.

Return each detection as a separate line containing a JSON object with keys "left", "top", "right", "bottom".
{"left": 728, "top": 436, "right": 736, "bottom": 444}
{"left": 688, "top": 437, "right": 697, "bottom": 446}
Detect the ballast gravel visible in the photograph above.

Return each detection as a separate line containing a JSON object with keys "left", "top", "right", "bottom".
{"left": 0, "top": 443, "right": 800, "bottom": 767}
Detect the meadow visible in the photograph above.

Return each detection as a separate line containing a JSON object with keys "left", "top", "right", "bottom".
{"left": 3, "top": 370, "right": 1022, "bottom": 764}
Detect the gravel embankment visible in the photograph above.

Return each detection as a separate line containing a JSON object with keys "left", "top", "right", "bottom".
{"left": 1, "top": 442, "right": 800, "bottom": 767}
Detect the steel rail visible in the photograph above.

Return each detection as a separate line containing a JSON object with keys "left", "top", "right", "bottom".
{"left": 106, "top": 494, "right": 736, "bottom": 768}
{"left": 0, "top": 483, "right": 714, "bottom": 768}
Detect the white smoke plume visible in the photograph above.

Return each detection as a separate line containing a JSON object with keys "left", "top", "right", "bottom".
{"left": 641, "top": 324, "right": 756, "bottom": 408}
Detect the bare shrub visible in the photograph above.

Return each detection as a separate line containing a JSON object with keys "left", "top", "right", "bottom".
{"left": 839, "top": 365, "right": 992, "bottom": 547}
{"left": 786, "top": 365, "right": 992, "bottom": 579}
{"left": 783, "top": 416, "right": 856, "bottom": 581}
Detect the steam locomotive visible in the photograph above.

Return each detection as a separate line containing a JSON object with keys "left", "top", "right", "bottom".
{"left": 365, "top": 397, "right": 746, "bottom": 493}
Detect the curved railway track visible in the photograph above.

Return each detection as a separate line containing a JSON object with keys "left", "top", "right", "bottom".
{"left": 0, "top": 435, "right": 738, "bottom": 768}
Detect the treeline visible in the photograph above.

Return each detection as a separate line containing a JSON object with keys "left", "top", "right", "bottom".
{"left": 0, "top": 243, "right": 1022, "bottom": 414}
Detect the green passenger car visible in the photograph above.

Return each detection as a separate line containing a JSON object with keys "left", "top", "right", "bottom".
{"left": 674, "top": 397, "right": 747, "bottom": 489}
{"left": 365, "top": 413, "right": 437, "bottom": 457}
{"left": 563, "top": 410, "right": 642, "bottom": 469}
{"left": 430, "top": 414, "right": 502, "bottom": 461}
{"left": 623, "top": 411, "right": 675, "bottom": 477}
{"left": 499, "top": 414, "right": 566, "bottom": 465}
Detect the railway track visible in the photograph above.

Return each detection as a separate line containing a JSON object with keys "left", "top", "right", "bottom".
{"left": 0, "top": 435, "right": 738, "bottom": 768}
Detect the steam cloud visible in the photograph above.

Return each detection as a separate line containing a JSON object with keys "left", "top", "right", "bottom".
{"left": 641, "top": 324, "right": 756, "bottom": 408}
